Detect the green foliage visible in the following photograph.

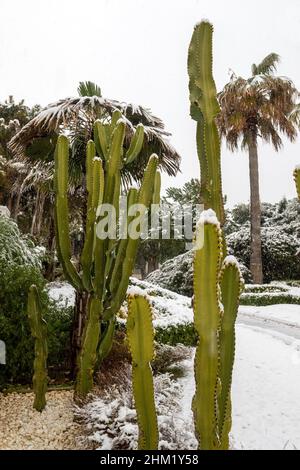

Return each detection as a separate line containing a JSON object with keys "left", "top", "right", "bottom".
{"left": 166, "top": 179, "right": 201, "bottom": 206}
{"left": 78, "top": 81, "right": 102, "bottom": 97}
{"left": 0, "top": 215, "right": 73, "bottom": 387}
{"left": 53, "top": 113, "right": 160, "bottom": 397}
{"left": 193, "top": 214, "right": 243, "bottom": 450}
{"left": 27, "top": 285, "right": 48, "bottom": 411}
{"left": 126, "top": 293, "right": 158, "bottom": 450}
{"left": 155, "top": 323, "right": 197, "bottom": 346}
{"left": 188, "top": 22, "right": 225, "bottom": 224}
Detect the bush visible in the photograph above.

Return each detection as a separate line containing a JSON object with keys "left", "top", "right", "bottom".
{"left": 0, "top": 216, "right": 73, "bottom": 387}
{"left": 227, "top": 226, "right": 300, "bottom": 282}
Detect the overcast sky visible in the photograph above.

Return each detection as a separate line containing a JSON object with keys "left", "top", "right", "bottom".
{"left": 1, "top": 0, "right": 300, "bottom": 207}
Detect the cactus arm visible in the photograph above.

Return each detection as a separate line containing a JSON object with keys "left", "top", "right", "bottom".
{"left": 75, "top": 296, "right": 102, "bottom": 397}
{"left": 81, "top": 142, "right": 104, "bottom": 291}
{"left": 97, "top": 318, "right": 116, "bottom": 364}
{"left": 109, "top": 188, "right": 139, "bottom": 294}
{"left": 103, "top": 157, "right": 159, "bottom": 320}
{"left": 127, "top": 294, "right": 158, "bottom": 450}
{"left": 54, "top": 135, "right": 82, "bottom": 291}
{"left": 110, "top": 109, "right": 123, "bottom": 133}
{"left": 94, "top": 120, "right": 109, "bottom": 160}
{"left": 218, "top": 256, "right": 243, "bottom": 448}
{"left": 27, "top": 285, "right": 48, "bottom": 412}
{"left": 188, "top": 21, "right": 225, "bottom": 225}
{"left": 294, "top": 166, "right": 300, "bottom": 200}
{"left": 94, "top": 121, "right": 125, "bottom": 298}
{"left": 193, "top": 211, "right": 223, "bottom": 449}
{"left": 125, "top": 124, "right": 145, "bottom": 164}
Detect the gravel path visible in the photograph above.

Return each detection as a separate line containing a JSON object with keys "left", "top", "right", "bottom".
{"left": 0, "top": 390, "right": 83, "bottom": 450}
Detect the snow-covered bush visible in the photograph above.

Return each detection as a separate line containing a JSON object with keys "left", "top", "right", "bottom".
{"left": 0, "top": 216, "right": 73, "bottom": 386}
{"left": 76, "top": 358, "right": 197, "bottom": 450}
{"left": 146, "top": 250, "right": 194, "bottom": 297}
{"left": 227, "top": 226, "right": 300, "bottom": 282}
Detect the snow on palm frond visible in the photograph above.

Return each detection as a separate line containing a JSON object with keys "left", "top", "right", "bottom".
{"left": 9, "top": 95, "right": 181, "bottom": 182}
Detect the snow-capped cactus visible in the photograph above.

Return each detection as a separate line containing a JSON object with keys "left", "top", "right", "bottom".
{"left": 294, "top": 165, "right": 300, "bottom": 200}
{"left": 188, "top": 20, "right": 225, "bottom": 225}
{"left": 193, "top": 212, "right": 223, "bottom": 450}
{"left": 27, "top": 285, "right": 48, "bottom": 412}
{"left": 53, "top": 111, "right": 160, "bottom": 398}
{"left": 218, "top": 255, "right": 244, "bottom": 448}
{"left": 126, "top": 293, "right": 158, "bottom": 450}
{"left": 193, "top": 212, "right": 243, "bottom": 450}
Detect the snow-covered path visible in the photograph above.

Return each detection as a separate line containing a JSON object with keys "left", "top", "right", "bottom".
{"left": 238, "top": 304, "right": 300, "bottom": 340}
{"left": 178, "top": 320, "right": 300, "bottom": 450}
{"left": 232, "top": 324, "right": 300, "bottom": 449}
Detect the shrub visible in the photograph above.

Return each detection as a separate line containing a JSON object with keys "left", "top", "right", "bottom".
{"left": 227, "top": 226, "right": 300, "bottom": 282}
{"left": 0, "top": 216, "right": 73, "bottom": 387}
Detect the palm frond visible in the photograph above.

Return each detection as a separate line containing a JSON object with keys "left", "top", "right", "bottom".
{"left": 78, "top": 81, "right": 102, "bottom": 97}
{"left": 251, "top": 53, "right": 280, "bottom": 76}
{"left": 289, "top": 103, "right": 300, "bottom": 127}
{"left": 9, "top": 95, "right": 180, "bottom": 181}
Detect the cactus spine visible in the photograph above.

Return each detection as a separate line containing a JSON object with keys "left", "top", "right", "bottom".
{"left": 294, "top": 166, "right": 300, "bottom": 200}
{"left": 27, "top": 285, "right": 48, "bottom": 412}
{"left": 188, "top": 21, "right": 225, "bottom": 225}
{"left": 193, "top": 212, "right": 243, "bottom": 449}
{"left": 126, "top": 293, "right": 158, "bottom": 450}
{"left": 54, "top": 113, "right": 160, "bottom": 397}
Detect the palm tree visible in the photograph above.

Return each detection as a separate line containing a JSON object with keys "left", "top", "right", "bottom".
{"left": 8, "top": 82, "right": 181, "bottom": 281}
{"left": 9, "top": 81, "right": 180, "bottom": 187}
{"left": 217, "top": 54, "right": 299, "bottom": 283}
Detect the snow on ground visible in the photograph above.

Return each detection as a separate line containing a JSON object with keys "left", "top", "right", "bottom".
{"left": 231, "top": 324, "right": 300, "bottom": 450}
{"left": 46, "top": 279, "right": 300, "bottom": 449}
{"left": 175, "top": 323, "right": 300, "bottom": 450}
{"left": 240, "top": 304, "right": 300, "bottom": 329}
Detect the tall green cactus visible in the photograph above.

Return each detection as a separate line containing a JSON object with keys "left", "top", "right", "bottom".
{"left": 27, "top": 285, "right": 48, "bottom": 412}
{"left": 54, "top": 112, "right": 160, "bottom": 397}
{"left": 294, "top": 165, "right": 300, "bottom": 200}
{"left": 126, "top": 293, "right": 158, "bottom": 450}
{"left": 193, "top": 211, "right": 243, "bottom": 449}
{"left": 188, "top": 20, "right": 243, "bottom": 449}
{"left": 188, "top": 21, "right": 225, "bottom": 225}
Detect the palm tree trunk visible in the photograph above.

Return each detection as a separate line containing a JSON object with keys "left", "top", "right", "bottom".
{"left": 31, "top": 189, "right": 46, "bottom": 237}
{"left": 248, "top": 134, "right": 263, "bottom": 284}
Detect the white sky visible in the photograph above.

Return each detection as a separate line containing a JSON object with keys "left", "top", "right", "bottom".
{"left": 0, "top": 0, "right": 300, "bottom": 207}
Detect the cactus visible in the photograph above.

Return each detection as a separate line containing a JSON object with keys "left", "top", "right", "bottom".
{"left": 54, "top": 112, "right": 160, "bottom": 397}
{"left": 126, "top": 293, "right": 158, "bottom": 450}
{"left": 218, "top": 256, "right": 244, "bottom": 449}
{"left": 188, "top": 21, "right": 225, "bottom": 226}
{"left": 294, "top": 165, "right": 300, "bottom": 200}
{"left": 193, "top": 211, "right": 243, "bottom": 449}
{"left": 27, "top": 285, "right": 48, "bottom": 412}
{"left": 193, "top": 211, "right": 223, "bottom": 449}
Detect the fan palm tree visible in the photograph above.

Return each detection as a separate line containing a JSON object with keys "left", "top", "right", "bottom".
{"left": 9, "top": 81, "right": 180, "bottom": 187}
{"left": 9, "top": 80, "right": 180, "bottom": 231}
{"left": 217, "top": 54, "right": 299, "bottom": 283}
